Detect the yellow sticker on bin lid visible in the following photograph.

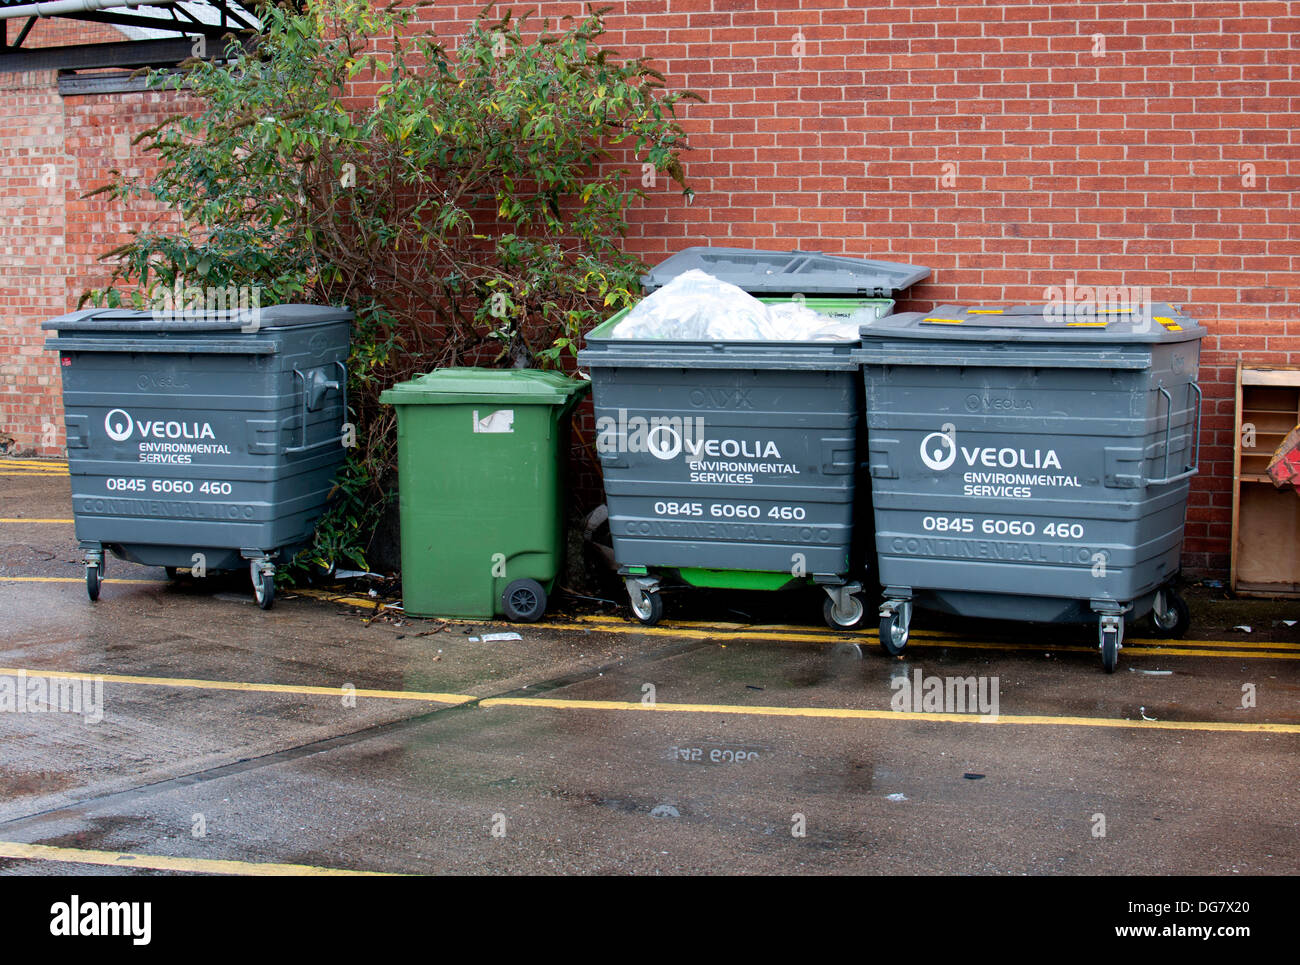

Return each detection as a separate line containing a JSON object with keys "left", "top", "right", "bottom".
{"left": 1066, "top": 321, "right": 1108, "bottom": 327}
{"left": 1155, "top": 315, "right": 1183, "bottom": 331}
{"left": 967, "top": 309, "right": 1003, "bottom": 315}
{"left": 922, "top": 317, "right": 964, "bottom": 324}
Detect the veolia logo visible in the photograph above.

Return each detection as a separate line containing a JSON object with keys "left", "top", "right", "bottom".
{"left": 646, "top": 424, "right": 681, "bottom": 461}
{"left": 101, "top": 408, "right": 216, "bottom": 443}
{"left": 919, "top": 425, "right": 957, "bottom": 471}
{"left": 104, "top": 408, "right": 134, "bottom": 442}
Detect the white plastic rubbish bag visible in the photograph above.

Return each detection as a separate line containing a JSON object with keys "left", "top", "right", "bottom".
{"left": 611, "top": 269, "right": 863, "bottom": 341}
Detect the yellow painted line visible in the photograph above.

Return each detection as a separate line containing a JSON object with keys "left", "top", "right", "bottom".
{"left": 0, "top": 840, "right": 399, "bottom": 876}
{"left": 292, "top": 587, "right": 493, "bottom": 621}
{"left": 480, "top": 696, "right": 1300, "bottom": 734}
{"left": 0, "top": 517, "right": 74, "bottom": 524}
{"left": 5, "top": 581, "right": 1291, "bottom": 658}
{"left": 0, "top": 666, "right": 476, "bottom": 706}
{"left": 542, "top": 619, "right": 1300, "bottom": 659}
{"left": 0, "top": 576, "right": 163, "bottom": 585}
{"left": 294, "top": 587, "right": 390, "bottom": 611}
{"left": 0, "top": 471, "right": 68, "bottom": 476}
{"left": 566, "top": 614, "right": 1300, "bottom": 652}
{"left": 0, "top": 459, "right": 68, "bottom": 467}
{"left": 967, "top": 309, "right": 1004, "bottom": 314}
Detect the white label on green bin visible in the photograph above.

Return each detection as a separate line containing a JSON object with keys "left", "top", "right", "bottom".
{"left": 472, "top": 409, "right": 514, "bottom": 434}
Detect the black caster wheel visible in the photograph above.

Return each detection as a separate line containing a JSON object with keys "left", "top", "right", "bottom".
{"left": 251, "top": 564, "right": 275, "bottom": 610}
{"left": 1148, "top": 588, "right": 1190, "bottom": 639}
{"left": 823, "top": 594, "right": 866, "bottom": 631}
{"left": 502, "top": 578, "right": 547, "bottom": 622}
{"left": 85, "top": 560, "right": 103, "bottom": 602}
{"left": 879, "top": 604, "right": 910, "bottom": 656}
{"left": 1099, "top": 618, "right": 1124, "bottom": 673}
{"left": 630, "top": 590, "right": 664, "bottom": 626}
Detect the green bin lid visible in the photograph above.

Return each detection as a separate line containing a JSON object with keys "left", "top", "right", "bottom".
{"left": 379, "top": 367, "right": 590, "bottom": 406}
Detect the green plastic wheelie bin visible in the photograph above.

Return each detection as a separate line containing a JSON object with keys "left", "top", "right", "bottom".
{"left": 380, "top": 368, "right": 589, "bottom": 621}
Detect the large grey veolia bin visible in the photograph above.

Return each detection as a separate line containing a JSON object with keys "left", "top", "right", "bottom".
{"left": 43, "top": 304, "right": 352, "bottom": 609}
{"left": 578, "top": 246, "right": 929, "bottom": 630}
{"left": 856, "top": 303, "right": 1205, "bottom": 672}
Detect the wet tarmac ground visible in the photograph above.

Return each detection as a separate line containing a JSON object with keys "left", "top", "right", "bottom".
{"left": 1, "top": 463, "right": 1297, "bottom": 874}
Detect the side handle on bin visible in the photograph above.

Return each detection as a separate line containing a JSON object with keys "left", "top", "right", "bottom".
{"left": 820, "top": 437, "right": 857, "bottom": 475}
{"left": 285, "top": 360, "right": 349, "bottom": 454}
{"left": 868, "top": 437, "right": 898, "bottom": 480}
{"left": 1145, "top": 380, "right": 1202, "bottom": 487}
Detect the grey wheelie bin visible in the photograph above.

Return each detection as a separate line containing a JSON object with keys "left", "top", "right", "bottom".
{"left": 856, "top": 303, "right": 1205, "bottom": 671}
{"left": 43, "top": 304, "right": 352, "bottom": 609}
{"left": 578, "top": 246, "right": 929, "bottom": 630}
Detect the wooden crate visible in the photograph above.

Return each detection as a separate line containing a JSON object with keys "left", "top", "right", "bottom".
{"left": 1231, "top": 362, "right": 1300, "bottom": 596}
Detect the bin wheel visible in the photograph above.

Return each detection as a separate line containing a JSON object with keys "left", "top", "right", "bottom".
{"left": 164, "top": 566, "right": 178, "bottom": 581}
{"left": 1148, "top": 588, "right": 1190, "bottom": 639}
{"left": 1100, "top": 624, "right": 1121, "bottom": 674}
{"left": 879, "top": 604, "right": 910, "bottom": 656}
{"left": 85, "top": 560, "right": 103, "bottom": 602}
{"left": 252, "top": 567, "right": 275, "bottom": 610}
{"left": 502, "top": 578, "right": 547, "bottom": 623}
{"left": 630, "top": 590, "right": 663, "bottom": 627}
{"left": 823, "top": 594, "right": 866, "bottom": 631}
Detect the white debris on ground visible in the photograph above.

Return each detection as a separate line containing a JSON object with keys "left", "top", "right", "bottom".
{"left": 612, "top": 269, "right": 871, "bottom": 341}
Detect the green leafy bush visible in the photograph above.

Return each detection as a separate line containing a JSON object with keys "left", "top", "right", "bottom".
{"left": 87, "top": 0, "right": 695, "bottom": 575}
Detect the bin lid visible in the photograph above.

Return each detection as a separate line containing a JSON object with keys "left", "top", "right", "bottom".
{"left": 639, "top": 246, "right": 930, "bottom": 296}
{"left": 379, "top": 367, "right": 591, "bottom": 406}
{"left": 860, "top": 303, "right": 1206, "bottom": 344}
{"left": 41, "top": 303, "right": 353, "bottom": 332}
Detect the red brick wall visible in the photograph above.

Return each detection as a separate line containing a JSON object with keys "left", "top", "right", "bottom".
{"left": 416, "top": 1, "right": 1299, "bottom": 575}
{"left": 3, "top": 3, "right": 1297, "bottom": 576}
{"left": 0, "top": 67, "right": 67, "bottom": 454}
{"left": 2, "top": 74, "right": 195, "bottom": 457}
{"left": 0, "top": 17, "right": 190, "bottom": 459}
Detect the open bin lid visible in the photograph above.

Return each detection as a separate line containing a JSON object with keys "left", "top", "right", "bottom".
{"left": 860, "top": 303, "right": 1207, "bottom": 344}
{"left": 639, "top": 246, "right": 930, "bottom": 296}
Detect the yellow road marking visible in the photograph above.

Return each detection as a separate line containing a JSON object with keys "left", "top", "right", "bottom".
{"left": 0, "top": 576, "right": 163, "bottom": 585}
{"left": 0, "top": 518, "right": 74, "bottom": 524}
{"left": 480, "top": 696, "right": 1300, "bottom": 734}
{"left": 566, "top": 614, "right": 1300, "bottom": 652}
{"left": 5, "top": 666, "right": 1290, "bottom": 737}
{"left": 0, "top": 471, "right": 68, "bottom": 476}
{"left": 0, "top": 459, "right": 68, "bottom": 467}
{"left": 543, "top": 619, "right": 1300, "bottom": 659}
{"left": 0, "top": 840, "right": 398, "bottom": 876}
{"left": 572, "top": 619, "right": 967, "bottom": 642}
{"left": 0, "top": 667, "right": 476, "bottom": 706}
{"left": 8, "top": 578, "right": 1296, "bottom": 658}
